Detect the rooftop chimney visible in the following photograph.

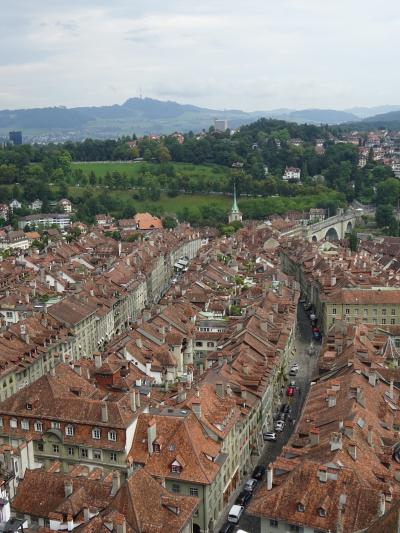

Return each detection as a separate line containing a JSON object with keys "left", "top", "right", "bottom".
{"left": 216, "top": 382, "right": 224, "bottom": 398}
{"left": 147, "top": 418, "right": 157, "bottom": 454}
{"left": 367, "top": 425, "right": 373, "bottom": 447}
{"left": 348, "top": 442, "right": 357, "bottom": 461}
{"left": 267, "top": 465, "right": 273, "bottom": 490}
{"left": 131, "top": 390, "right": 137, "bottom": 412}
{"left": 94, "top": 353, "right": 102, "bottom": 369}
{"left": 192, "top": 399, "right": 201, "bottom": 418}
{"left": 67, "top": 513, "right": 73, "bottom": 532}
{"left": 64, "top": 480, "right": 73, "bottom": 497}
{"left": 310, "top": 427, "right": 320, "bottom": 447}
{"left": 369, "top": 371, "right": 377, "bottom": 387}
{"left": 115, "top": 516, "right": 127, "bottom": 533}
{"left": 111, "top": 471, "right": 121, "bottom": 497}
{"left": 101, "top": 401, "right": 108, "bottom": 423}
{"left": 330, "top": 432, "right": 342, "bottom": 452}
{"left": 390, "top": 379, "right": 394, "bottom": 400}
{"left": 135, "top": 338, "right": 143, "bottom": 349}
{"left": 83, "top": 507, "right": 90, "bottom": 523}
{"left": 317, "top": 466, "right": 328, "bottom": 483}
{"left": 136, "top": 390, "right": 141, "bottom": 408}
{"left": 379, "top": 492, "right": 386, "bottom": 517}
{"left": 327, "top": 391, "right": 337, "bottom": 408}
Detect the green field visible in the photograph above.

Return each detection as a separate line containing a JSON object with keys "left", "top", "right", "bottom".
{"left": 72, "top": 161, "right": 229, "bottom": 179}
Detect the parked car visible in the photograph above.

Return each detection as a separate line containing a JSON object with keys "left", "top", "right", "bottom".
{"left": 228, "top": 505, "right": 244, "bottom": 523}
{"left": 263, "top": 431, "right": 277, "bottom": 441}
{"left": 289, "top": 380, "right": 296, "bottom": 387}
{"left": 313, "top": 330, "right": 322, "bottom": 340}
{"left": 291, "top": 363, "right": 299, "bottom": 371}
{"left": 280, "top": 403, "right": 288, "bottom": 412}
{"left": 283, "top": 404, "right": 292, "bottom": 414}
{"left": 236, "top": 490, "right": 252, "bottom": 506}
{"left": 278, "top": 412, "right": 286, "bottom": 421}
{"left": 252, "top": 465, "right": 266, "bottom": 480}
{"left": 244, "top": 478, "right": 258, "bottom": 493}
{"left": 219, "top": 523, "right": 235, "bottom": 533}
{"left": 287, "top": 386, "right": 295, "bottom": 397}
{"left": 275, "top": 420, "right": 285, "bottom": 432}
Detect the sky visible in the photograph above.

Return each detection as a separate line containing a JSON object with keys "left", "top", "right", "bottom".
{"left": 1, "top": 0, "right": 399, "bottom": 111}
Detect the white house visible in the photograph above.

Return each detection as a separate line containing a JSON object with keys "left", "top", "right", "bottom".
{"left": 58, "top": 198, "right": 72, "bottom": 213}
{"left": 9, "top": 199, "right": 22, "bottom": 211}
{"left": 283, "top": 167, "right": 301, "bottom": 181}
{"left": 28, "top": 199, "right": 43, "bottom": 211}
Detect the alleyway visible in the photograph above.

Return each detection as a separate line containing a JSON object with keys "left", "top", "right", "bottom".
{"left": 228, "top": 304, "right": 320, "bottom": 533}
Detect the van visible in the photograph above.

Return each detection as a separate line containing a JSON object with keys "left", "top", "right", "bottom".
{"left": 227, "top": 504, "right": 244, "bottom": 523}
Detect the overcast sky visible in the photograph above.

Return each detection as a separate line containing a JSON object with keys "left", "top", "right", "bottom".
{"left": 1, "top": 0, "right": 399, "bottom": 111}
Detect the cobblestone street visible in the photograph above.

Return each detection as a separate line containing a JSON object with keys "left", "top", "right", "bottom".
{"left": 229, "top": 304, "right": 320, "bottom": 533}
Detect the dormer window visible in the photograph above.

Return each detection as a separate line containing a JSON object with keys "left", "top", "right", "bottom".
{"left": 318, "top": 507, "right": 327, "bottom": 517}
{"left": 153, "top": 443, "right": 161, "bottom": 453}
{"left": 26, "top": 403, "right": 32, "bottom": 410}
{"left": 171, "top": 460, "right": 182, "bottom": 474}
{"left": 92, "top": 428, "right": 101, "bottom": 440}
{"left": 296, "top": 503, "right": 305, "bottom": 513}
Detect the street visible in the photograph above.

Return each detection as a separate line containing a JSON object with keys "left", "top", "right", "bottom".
{"left": 224, "top": 304, "right": 320, "bottom": 533}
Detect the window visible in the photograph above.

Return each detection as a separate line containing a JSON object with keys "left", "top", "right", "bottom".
{"left": 171, "top": 484, "right": 180, "bottom": 494}
{"left": 110, "top": 452, "right": 117, "bottom": 462}
{"left": 53, "top": 444, "right": 59, "bottom": 454}
{"left": 195, "top": 341, "right": 202, "bottom": 347}
{"left": 297, "top": 503, "right": 305, "bottom": 512}
{"left": 0, "top": 417, "right": 3, "bottom": 427}
{"left": 391, "top": 319, "right": 396, "bottom": 325}
{"left": 6, "top": 312, "right": 12, "bottom": 318}
{"left": 80, "top": 448, "right": 88, "bottom": 458}
{"left": 65, "top": 425, "right": 74, "bottom": 436}
{"left": 171, "top": 463, "right": 181, "bottom": 474}
{"left": 392, "top": 308, "right": 396, "bottom": 315}
{"left": 37, "top": 442, "right": 44, "bottom": 451}
{"left": 10, "top": 418, "right": 17, "bottom": 429}
{"left": 51, "top": 421, "right": 60, "bottom": 429}
{"left": 382, "top": 308, "right": 387, "bottom": 316}
{"left": 354, "top": 308, "right": 358, "bottom": 316}
{"left": 332, "top": 308, "right": 337, "bottom": 315}
{"left": 364, "top": 308, "right": 368, "bottom": 317}
{"left": 270, "top": 520, "right": 278, "bottom": 528}
{"left": 108, "top": 430, "right": 117, "bottom": 442}
{"left": 34, "top": 421, "right": 43, "bottom": 432}
{"left": 373, "top": 319, "right": 377, "bottom": 325}
{"left": 93, "top": 449, "right": 102, "bottom": 460}
{"left": 153, "top": 443, "right": 161, "bottom": 453}
{"left": 318, "top": 507, "right": 327, "bottom": 517}
{"left": 382, "top": 319, "right": 386, "bottom": 325}
{"left": 26, "top": 402, "right": 32, "bottom": 410}
{"left": 68, "top": 447, "right": 74, "bottom": 456}
{"left": 190, "top": 487, "right": 199, "bottom": 497}
{"left": 345, "top": 308, "right": 350, "bottom": 315}
{"left": 92, "top": 428, "right": 101, "bottom": 440}
{"left": 290, "top": 526, "right": 300, "bottom": 532}
{"left": 207, "top": 342, "right": 214, "bottom": 347}
{"left": 373, "top": 308, "right": 377, "bottom": 317}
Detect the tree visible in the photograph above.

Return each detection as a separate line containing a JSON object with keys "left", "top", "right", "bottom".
{"left": 376, "top": 204, "right": 395, "bottom": 228}
{"left": 162, "top": 215, "right": 177, "bottom": 229}
{"left": 348, "top": 230, "right": 358, "bottom": 252}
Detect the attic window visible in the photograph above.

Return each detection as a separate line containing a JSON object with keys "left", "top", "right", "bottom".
{"left": 153, "top": 443, "right": 161, "bottom": 453}
{"left": 318, "top": 507, "right": 327, "bottom": 517}
{"left": 171, "top": 460, "right": 182, "bottom": 474}
{"left": 26, "top": 403, "right": 32, "bottom": 410}
{"left": 296, "top": 503, "right": 305, "bottom": 513}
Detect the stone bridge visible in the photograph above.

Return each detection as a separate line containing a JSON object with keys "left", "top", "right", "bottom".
{"left": 283, "top": 210, "right": 358, "bottom": 242}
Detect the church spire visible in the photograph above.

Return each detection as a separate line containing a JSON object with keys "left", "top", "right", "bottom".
{"left": 232, "top": 182, "right": 239, "bottom": 213}
{"left": 228, "top": 180, "right": 243, "bottom": 224}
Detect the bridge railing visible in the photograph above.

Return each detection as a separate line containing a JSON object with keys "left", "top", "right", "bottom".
{"left": 308, "top": 212, "right": 355, "bottom": 233}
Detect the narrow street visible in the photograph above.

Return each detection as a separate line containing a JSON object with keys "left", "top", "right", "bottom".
{"left": 229, "top": 304, "right": 320, "bottom": 533}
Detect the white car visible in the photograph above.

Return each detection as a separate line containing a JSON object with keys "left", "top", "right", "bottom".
{"left": 228, "top": 504, "right": 244, "bottom": 523}
{"left": 263, "top": 431, "right": 277, "bottom": 441}
{"left": 275, "top": 420, "right": 285, "bottom": 432}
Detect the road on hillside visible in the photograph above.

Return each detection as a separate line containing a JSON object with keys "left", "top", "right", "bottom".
{"left": 230, "top": 304, "right": 320, "bottom": 533}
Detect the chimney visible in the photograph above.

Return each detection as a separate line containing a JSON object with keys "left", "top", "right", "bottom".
{"left": 136, "top": 390, "right": 141, "bottom": 408}
{"left": 67, "top": 513, "right": 73, "bottom": 532}
{"left": 131, "top": 390, "right": 137, "bottom": 412}
{"left": 317, "top": 466, "right": 328, "bottom": 483}
{"left": 101, "top": 401, "right": 108, "bottom": 422}
{"left": 216, "top": 382, "right": 224, "bottom": 398}
{"left": 348, "top": 441, "right": 357, "bottom": 461}
{"left": 111, "top": 471, "right": 121, "bottom": 496}
{"left": 147, "top": 418, "right": 157, "bottom": 454}
{"left": 379, "top": 492, "right": 386, "bottom": 517}
{"left": 369, "top": 371, "right": 377, "bottom": 387}
{"left": 390, "top": 379, "right": 394, "bottom": 400}
{"left": 192, "top": 399, "right": 201, "bottom": 418}
{"left": 330, "top": 432, "right": 342, "bottom": 451}
{"left": 118, "top": 241, "right": 122, "bottom": 257}
{"left": 331, "top": 275, "right": 336, "bottom": 286}
{"left": 135, "top": 338, "right": 143, "bottom": 349}
{"left": 115, "top": 516, "right": 127, "bottom": 533}
{"left": 260, "top": 321, "right": 268, "bottom": 333}
{"left": 94, "top": 353, "right": 102, "bottom": 369}
{"left": 267, "top": 465, "right": 273, "bottom": 490}
{"left": 310, "top": 427, "right": 320, "bottom": 447}
{"left": 83, "top": 507, "right": 90, "bottom": 522}
{"left": 327, "top": 391, "right": 337, "bottom": 408}
{"left": 64, "top": 480, "right": 73, "bottom": 497}
{"left": 243, "top": 365, "right": 249, "bottom": 376}
{"left": 367, "top": 425, "right": 373, "bottom": 447}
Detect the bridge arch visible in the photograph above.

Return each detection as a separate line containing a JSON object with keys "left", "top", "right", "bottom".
{"left": 346, "top": 221, "right": 353, "bottom": 234}
{"left": 312, "top": 235, "right": 318, "bottom": 242}
{"left": 325, "top": 227, "right": 339, "bottom": 241}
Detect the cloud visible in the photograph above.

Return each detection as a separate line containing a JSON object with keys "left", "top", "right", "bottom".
{"left": 0, "top": 1, "right": 400, "bottom": 110}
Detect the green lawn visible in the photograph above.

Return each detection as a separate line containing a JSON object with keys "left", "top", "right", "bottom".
{"left": 72, "top": 161, "right": 229, "bottom": 179}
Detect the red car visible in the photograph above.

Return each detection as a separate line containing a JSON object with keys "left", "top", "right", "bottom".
{"left": 286, "top": 386, "right": 295, "bottom": 397}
